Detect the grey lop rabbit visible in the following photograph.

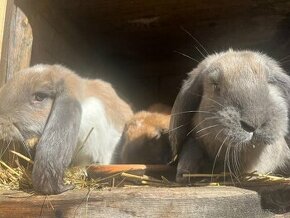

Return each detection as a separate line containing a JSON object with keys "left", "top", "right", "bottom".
{"left": 169, "top": 49, "right": 290, "bottom": 182}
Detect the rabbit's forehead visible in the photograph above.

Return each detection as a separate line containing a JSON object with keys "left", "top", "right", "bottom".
{"left": 207, "top": 53, "right": 267, "bottom": 83}
{"left": 27, "top": 64, "right": 48, "bottom": 73}
{"left": 126, "top": 122, "right": 157, "bottom": 140}
{"left": 11, "top": 72, "right": 53, "bottom": 92}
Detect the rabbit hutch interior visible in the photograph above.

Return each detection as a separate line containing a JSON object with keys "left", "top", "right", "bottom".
{"left": 1, "top": 0, "right": 290, "bottom": 217}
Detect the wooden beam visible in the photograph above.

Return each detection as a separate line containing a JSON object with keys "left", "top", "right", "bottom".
{"left": 5, "top": 5, "right": 32, "bottom": 80}
{"left": 0, "top": 1, "right": 32, "bottom": 85}
{"left": 0, "top": 187, "right": 275, "bottom": 217}
{"left": 0, "top": 0, "right": 12, "bottom": 86}
{"left": 0, "top": 0, "right": 8, "bottom": 58}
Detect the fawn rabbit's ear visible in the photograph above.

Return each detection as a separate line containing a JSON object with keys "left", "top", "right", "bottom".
{"left": 32, "top": 80, "right": 82, "bottom": 195}
{"left": 169, "top": 69, "right": 204, "bottom": 158}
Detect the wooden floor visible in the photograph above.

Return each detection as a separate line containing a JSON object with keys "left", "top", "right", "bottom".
{"left": 0, "top": 186, "right": 288, "bottom": 217}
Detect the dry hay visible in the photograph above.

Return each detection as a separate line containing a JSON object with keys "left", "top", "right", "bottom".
{"left": 182, "top": 172, "right": 290, "bottom": 187}
{"left": 1, "top": 149, "right": 290, "bottom": 193}
{"left": 0, "top": 150, "right": 178, "bottom": 193}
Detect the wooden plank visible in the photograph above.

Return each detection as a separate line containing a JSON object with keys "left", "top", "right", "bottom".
{"left": 15, "top": 0, "right": 96, "bottom": 76}
{"left": 5, "top": 5, "right": 32, "bottom": 80}
{"left": 0, "top": 2, "right": 32, "bottom": 84}
{"left": 0, "top": 0, "right": 8, "bottom": 58}
{"left": 0, "top": 187, "right": 273, "bottom": 217}
{"left": 0, "top": 0, "right": 12, "bottom": 86}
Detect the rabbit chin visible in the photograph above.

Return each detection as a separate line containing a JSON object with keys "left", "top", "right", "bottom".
{"left": 243, "top": 132, "right": 253, "bottom": 142}
{"left": 0, "top": 122, "right": 23, "bottom": 142}
{"left": 71, "top": 97, "right": 121, "bottom": 166}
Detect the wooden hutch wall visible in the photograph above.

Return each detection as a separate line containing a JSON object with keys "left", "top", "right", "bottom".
{"left": 1, "top": 0, "right": 290, "bottom": 110}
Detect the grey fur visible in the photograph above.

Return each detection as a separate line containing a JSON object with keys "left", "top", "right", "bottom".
{"left": 0, "top": 66, "right": 82, "bottom": 194}
{"left": 32, "top": 85, "right": 82, "bottom": 194}
{"left": 169, "top": 50, "right": 290, "bottom": 182}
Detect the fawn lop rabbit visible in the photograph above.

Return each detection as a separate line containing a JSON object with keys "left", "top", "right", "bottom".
{"left": 0, "top": 64, "right": 133, "bottom": 194}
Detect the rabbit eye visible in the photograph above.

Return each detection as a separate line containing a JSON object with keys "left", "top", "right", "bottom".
{"left": 212, "top": 83, "right": 220, "bottom": 92}
{"left": 33, "top": 92, "right": 49, "bottom": 102}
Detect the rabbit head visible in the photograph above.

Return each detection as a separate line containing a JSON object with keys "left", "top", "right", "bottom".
{"left": 147, "top": 103, "right": 172, "bottom": 115}
{"left": 0, "top": 64, "right": 82, "bottom": 194}
{"left": 118, "top": 111, "right": 172, "bottom": 164}
{"left": 170, "top": 49, "right": 290, "bottom": 179}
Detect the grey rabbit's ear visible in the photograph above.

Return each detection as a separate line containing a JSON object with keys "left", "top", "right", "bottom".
{"left": 270, "top": 70, "right": 290, "bottom": 145}
{"left": 32, "top": 80, "right": 82, "bottom": 195}
{"left": 110, "top": 131, "right": 126, "bottom": 164}
{"left": 270, "top": 70, "right": 290, "bottom": 98}
{"left": 169, "top": 69, "right": 204, "bottom": 158}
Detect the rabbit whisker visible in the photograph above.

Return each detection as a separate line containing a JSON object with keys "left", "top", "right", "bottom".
{"left": 230, "top": 142, "right": 241, "bottom": 184}
{"left": 12, "top": 123, "right": 32, "bottom": 158}
{"left": 214, "top": 128, "right": 225, "bottom": 140}
{"left": 72, "top": 127, "right": 94, "bottom": 163}
{"left": 20, "top": 140, "right": 32, "bottom": 159}
{"left": 224, "top": 140, "right": 233, "bottom": 184}
{"left": 187, "top": 117, "right": 219, "bottom": 136}
{"left": 226, "top": 144, "right": 235, "bottom": 185}
{"left": 223, "top": 136, "right": 233, "bottom": 183}
{"left": 174, "top": 50, "right": 200, "bottom": 63}
{"left": 170, "top": 110, "right": 217, "bottom": 116}
{"left": 195, "top": 116, "right": 219, "bottom": 128}
{"left": 0, "top": 139, "right": 12, "bottom": 160}
{"left": 195, "top": 124, "right": 220, "bottom": 134}
{"left": 204, "top": 97, "right": 225, "bottom": 108}
{"left": 192, "top": 45, "right": 206, "bottom": 59}
{"left": 195, "top": 131, "right": 212, "bottom": 140}
{"left": 279, "top": 54, "right": 290, "bottom": 62}
{"left": 281, "top": 60, "right": 290, "bottom": 64}
{"left": 226, "top": 139, "right": 241, "bottom": 184}
{"left": 167, "top": 124, "right": 185, "bottom": 133}
{"left": 188, "top": 93, "right": 225, "bottom": 108}
{"left": 3, "top": 122, "right": 30, "bottom": 157}
{"left": 236, "top": 141, "right": 243, "bottom": 174}
{"left": 180, "top": 26, "right": 209, "bottom": 55}
{"left": 211, "top": 133, "right": 228, "bottom": 181}
{"left": 167, "top": 120, "right": 193, "bottom": 133}
{"left": 233, "top": 145, "right": 239, "bottom": 179}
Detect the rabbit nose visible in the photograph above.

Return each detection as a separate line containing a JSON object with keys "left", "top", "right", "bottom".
{"left": 240, "top": 120, "right": 256, "bottom": 133}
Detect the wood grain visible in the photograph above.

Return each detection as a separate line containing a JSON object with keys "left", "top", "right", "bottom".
{"left": 0, "top": 0, "right": 12, "bottom": 86}
{"left": 7, "top": 0, "right": 290, "bottom": 108}
{"left": 0, "top": 187, "right": 272, "bottom": 217}
{"left": 0, "top": 0, "right": 8, "bottom": 58}
{"left": 5, "top": 5, "right": 32, "bottom": 80}
{"left": 0, "top": 3, "right": 32, "bottom": 85}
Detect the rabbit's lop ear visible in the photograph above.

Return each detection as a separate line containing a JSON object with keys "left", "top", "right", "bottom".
{"left": 270, "top": 68, "right": 290, "bottom": 145}
{"left": 169, "top": 69, "right": 203, "bottom": 158}
{"left": 110, "top": 131, "right": 126, "bottom": 164}
{"left": 32, "top": 80, "right": 82, "bottom": 195}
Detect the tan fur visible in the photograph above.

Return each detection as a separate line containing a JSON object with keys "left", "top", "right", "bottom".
{"left": 25, "top": 137, "right": 39, "bottom": 149}
{"left": 125, "top": 111, "right": 170, "bottom": 141}
{"left": 17, "top": 65, "right": 133, "bottom": 131}
{"left": 0, "top": 64, "right": 134, "bottom": 194}
{"left": 86, "top": 80, "right": 133, "bottom": 131}
{"left": 119, "top": 111, "right": 172, "bottom": 164}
